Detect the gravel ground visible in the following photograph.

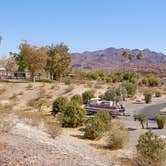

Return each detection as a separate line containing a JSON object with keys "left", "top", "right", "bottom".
{"left": 0, "top": 116, "right": 115, "bottom": 166}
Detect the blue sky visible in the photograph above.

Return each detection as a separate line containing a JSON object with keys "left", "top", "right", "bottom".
{"left": 0, "top": 0, "right": 166, "bottom": 57}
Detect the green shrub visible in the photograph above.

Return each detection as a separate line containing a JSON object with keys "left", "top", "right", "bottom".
{"left": 64, "top": 77, "right": 71, "bottom": 85}
{"left": 95, "top": 111, "right": 112, "bottom": 131}
{"left": 106, "top": 121, "right": 130, "bottom": 150}
{"left": 142, "top": 74, "right": 160, "bottom": 87}
{"left": 155, "top": 91, "right": 162, "bottom": 98}
{"left": 102, "top": 88, "right": 117, "bottom": 101}
{"left": 84, "top": 116, "right": 105, "bottom": 140}
{"left": 82, "top": 90, "right": 95, "bottom": 104}
{"left": 144, "top": 91, "right": 152, "bottom": 104}
{"left": 71, "top": 94, "right": 83, "bottom": 106}
{"left": 136, "top": 131, "right": 166, "bottom": 166}
{"left": 86, "top": 72, "right": 99, "bottom": 80}
{"left": 84, "top": 111, "right": 112, "bottom": 140}
{"left": 123, "top": 72, "right": 138, "bottom": 83}
{"left": 122, "top": 82, "right": 137, "bottom": 97}
{"left": 155, "top": 115, "right": 166, "bottom": 129}
{"left": 62, "top": 101, "right": 86, "bottom": 128}
{"left": 134, "top": 113, "right": 148, "bottom": 129}
{"left": 111, "top": 72, "right": 123, "bottom": 83}
{"left": 52, "top": 97, "right": 68, "bottom": 115}
{"left": 105, "top": 76, "right": 113, "bottom": 83}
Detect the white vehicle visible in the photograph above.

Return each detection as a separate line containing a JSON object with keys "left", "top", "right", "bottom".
{"left": 159, "top": 108, "right": 166, "bottom": 115}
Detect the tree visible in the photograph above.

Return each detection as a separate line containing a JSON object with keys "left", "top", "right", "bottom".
{"left": 136, "top": 131, "right": 166, "bottom": 166}
{"left": 122, "top": 51, "right": 134, "bottom": 72}
{"left": 6, "top": 55, "right": 18, "bottom": 72}
{"left": 13, "top": 53, "right": 27, "bottom": 72}
{"left": 20, "top": 42, "right": 47, "bottom": 79}
{"left": 46, "top": 43, "right": 71, "bottom": 81}
{"left": 122, "top": 82, "right": 137, "bottom": 97}
{"left": 136, "top": 52, "right": 143, "bottom": 60}
{"left": 134, "top": 113, "right": 148, "bottom": 129}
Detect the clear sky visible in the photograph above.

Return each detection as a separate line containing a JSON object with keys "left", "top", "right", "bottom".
{"left": 0, "top": 0, "right": 166, "bottom": 57}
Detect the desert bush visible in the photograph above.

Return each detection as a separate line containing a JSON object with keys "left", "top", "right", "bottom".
{"left": 111, "top": 72, "right": 124, "bottom": 82}
{"left": 144, "top": 91, "right": 152, "bottom": 103}
{"left": 61, "top": 101, "right": 86, "bottom": 128}
{"left": 123, "top": 72, "right": 138, "bottom": 83}
{"left": 155, "top": 91, "right": 162, "bottom": 97}
{"left": 136, "top": 131, "right": 166, "bottom": 166}
{"left": 86, "top": 72, "right": 99, "bottom": 80}
{"left": 84, "top": 116, "right": 105, "bottom": 140}
{"left": 122, "top": 82, "right": 137, "bottom": 97}
{"left": 155, "top": 115, "right": 166, "bottom": 129}
{"left": 82, "top": 90, "right": 95, "bottom": 104}
{"left": 134, "top": 113, "right": 148, "bottom": 129}
{"left": 106, "top": 121, "right": 130, "bottom": 150}
{"left": 52, "top": 97, "right": 68, "bottom": 115}
{"left": 142, "top": 74, "right": 160, "bottom": 87}
{"left": 71, "top": 94, "right": 83, "bottom": 106}
{"left": 105, "top": 76, "right": 113, "bottom": 83}
{"left": 64, "top": 77, "right": 71, "bottom": 85}
{"left": 95, "top": 111, "right": 112, "bottom": 131}
{"left": 84, "top": 111, "right": 112, "bottom": 140}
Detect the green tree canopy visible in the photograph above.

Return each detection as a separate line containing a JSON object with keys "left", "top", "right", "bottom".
{"left": 46, "top": 43, "right": 71, "bottom": 81}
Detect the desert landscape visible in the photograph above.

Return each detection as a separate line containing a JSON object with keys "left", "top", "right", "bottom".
{"left": 1, "top": 1, "right": 166, "bottom": 166}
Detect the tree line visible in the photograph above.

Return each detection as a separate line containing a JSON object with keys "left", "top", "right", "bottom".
{"left": 8, "top": 41, "right": 71, "bottom": 81}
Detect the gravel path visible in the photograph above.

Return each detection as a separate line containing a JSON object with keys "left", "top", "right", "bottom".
{"left": 0, "top": 116, "right": 114, "bottom": 166}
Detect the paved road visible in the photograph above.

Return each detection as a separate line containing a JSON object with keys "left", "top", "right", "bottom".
{"left": 140, "top": 102, "right": 166, "bottom": 119}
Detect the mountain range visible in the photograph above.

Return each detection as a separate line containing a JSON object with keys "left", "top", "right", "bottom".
{"left": 71, "top": 48, "right": 166, "bottom": 71}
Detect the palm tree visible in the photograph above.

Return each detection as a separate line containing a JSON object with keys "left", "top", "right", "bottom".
{"left": 122, "top": 51, "right": 134, "bottom": 72}
{"left": 136, "top": 52, "right": 143, "bottom": 60}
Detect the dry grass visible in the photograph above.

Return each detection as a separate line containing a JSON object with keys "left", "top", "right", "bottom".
{"left": 9, "top": 93, "right": 18, "bottom": 100}
{"left": 64, "top": 85, "right": 74, "bottom": 94}
{"left": 16, "top": 110, "right": 61, "bottom": 137}
{"left": 84, "top": 82, "right": 93, "bottom": 88}
{"left": 0, "top": 116, "right": 14, "bottom": 133}
{"left": 27, "top": 97, "right": 46, "bottom": 110}
{"left": 0, "top": 86, "right": 6, "bottom": 95}
{"left": 25, "top": 83, "right": 33, "bottom": 90}
{"left": 50, "top": 84, "right": 60, "bottom": 90}
{"left": 94, "top": 83, "right": 103, "bottom": 89}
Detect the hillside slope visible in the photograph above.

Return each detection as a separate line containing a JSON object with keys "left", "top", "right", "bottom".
{"left": 71, "top": 48, "right": 166, "bottom": 70}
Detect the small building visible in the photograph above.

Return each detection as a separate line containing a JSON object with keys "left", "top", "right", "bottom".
{"left": 0, "top": 66, "right": 8, "bottom": 79}
{"left": 14, "top": 71, "right": 31, "bottom": 79}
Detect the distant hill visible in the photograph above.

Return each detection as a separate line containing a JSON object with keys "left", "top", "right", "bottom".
{"left": 71, "top": 48, "right": 166, "bottom": 71}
